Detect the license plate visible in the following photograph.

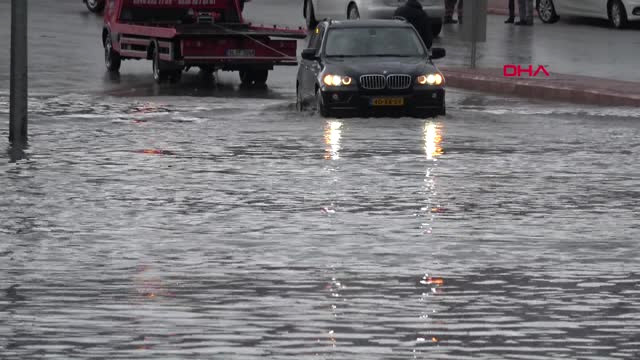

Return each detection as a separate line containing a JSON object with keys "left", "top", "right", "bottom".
{"left": 226, "top": 49, "right": 255, "bottom": 57}
{"left": 371, "top": 97, "right": 404, "bottom": 106}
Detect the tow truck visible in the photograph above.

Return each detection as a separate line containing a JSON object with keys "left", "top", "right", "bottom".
{"left": 101, "top": 0, "right": 306, "bottom": 85}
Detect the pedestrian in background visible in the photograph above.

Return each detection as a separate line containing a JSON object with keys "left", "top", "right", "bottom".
{"left": 444, "top": 0, "right": 463, "bottom": 24}
{"left": 516, "top": 0, "right": 534, "bottom": 25}
{"left": 505, "top": 0, "right": 516, "bottom": 23}
{"left": 394, "top": 0, "right": 434, "bottom": 49}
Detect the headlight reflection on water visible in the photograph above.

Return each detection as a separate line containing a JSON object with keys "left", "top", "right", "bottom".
{"left": 324, "top": 121, "right": 343, "bottom": 160}
{"left": 424, "top": 121, "right": 443, "bottom": 160}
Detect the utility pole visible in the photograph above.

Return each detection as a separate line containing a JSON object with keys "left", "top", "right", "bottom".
{"left": 10, "top": 0, "right": 28, "bottom": 146}
{"left": 460, "top": 0, "right": 487, "bottom": 69}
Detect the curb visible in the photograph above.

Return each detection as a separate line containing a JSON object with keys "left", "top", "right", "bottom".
{"left": 441, "top": 67, "right": 640, "bottom": 107}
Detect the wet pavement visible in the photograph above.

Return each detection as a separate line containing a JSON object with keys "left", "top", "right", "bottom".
{"left": 1, "top": 1, "right": 640, "bottom": 359}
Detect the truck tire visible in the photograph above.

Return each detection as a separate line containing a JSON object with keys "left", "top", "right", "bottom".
{"left": 239, "top": 69, "right": 269, "bottom": 86}
{"left": 86, "top": 0, "right": 105, "bottom": 13}
{"left": 104, "top": 34, "right": 121, "bottom": 72}
{"left": 152, "top": 46, "right": 169, "bottom": 83}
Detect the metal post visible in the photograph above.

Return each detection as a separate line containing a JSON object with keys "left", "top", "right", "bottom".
{"left": 470, "top": 0, "right": 478, "bottom": 69}
{"left": 10, "top": 0, "right": 28, "bottom": 146}
{"left": 470, "top": 39, "right": 477, "bottom": 69}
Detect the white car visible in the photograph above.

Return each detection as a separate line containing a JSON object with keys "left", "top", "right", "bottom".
{"left": 537, "top": 0, "right": 640, "bottom": 28}
{"left": 303, "top": 0, "right": 446, "bottom": 36}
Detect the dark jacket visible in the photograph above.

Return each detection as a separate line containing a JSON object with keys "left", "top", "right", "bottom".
{"left": 394, "top": 0, "right": 433, "bottom": 49}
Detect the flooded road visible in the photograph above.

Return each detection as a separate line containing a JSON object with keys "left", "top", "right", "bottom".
{"left": 1, "top": 0, "right": 640, "bottom": 359}
{"left": 2, "top": 90, "right": 640, "bottom": 359}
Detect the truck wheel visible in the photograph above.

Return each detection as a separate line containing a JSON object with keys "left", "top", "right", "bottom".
{"left": 152, "top": 47, "right": 169, "bottom": 83}
{"left": 104, "top": 34, "right": 121, "bottom": 72}
{"left": 239, "top": 69, "right": 268, "bottom": 86}
{"left": 86, "top": 0, "right": 105, "bottom": 13}
{"left": 253, "top": 69, "right": 268, "bottom": 85}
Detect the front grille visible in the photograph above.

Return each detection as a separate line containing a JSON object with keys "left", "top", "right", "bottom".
{"left": 387, "top": 74, "right": 412, "bottom": 89}
{"left": 360, "top": 75, "right": 386, "bottom": 90}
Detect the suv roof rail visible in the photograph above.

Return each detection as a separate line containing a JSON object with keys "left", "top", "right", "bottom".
{"left": 392, "top": 16, "right": 407, "bottom": 22}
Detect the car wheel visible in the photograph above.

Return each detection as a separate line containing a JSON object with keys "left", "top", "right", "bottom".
{"left": 86, "top": 0, "right": 105, "bottom": 13}
{"left": 537, "top": 0, "right": 559, "bottom": 23}
{"left": 316, "top": 89, "right": 329, "bottom": 117}
{"left": 305, "top": 0, "right": 318, "bottom": 30}
{"left": 348, "top": 3, "right": 360, "bottom": 19}
{"left": 431, "top": 21, "right": 443, "bottom": 37}
{"left": 104, "top": 33, "right": 121, "bottom": 72}
{"left": 296, "top": 85, "right": 305, "bottom": 112}
{"left": 609, "top": 0, "right": 628, "bottom": 29}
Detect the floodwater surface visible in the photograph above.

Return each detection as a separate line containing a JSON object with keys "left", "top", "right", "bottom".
{"left": 1, "top": 88, "right": 639, "bottom": 359}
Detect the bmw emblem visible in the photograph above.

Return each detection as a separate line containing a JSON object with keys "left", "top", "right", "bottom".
{"left": 383, "top": 70, "right": 388, "bottom": 74}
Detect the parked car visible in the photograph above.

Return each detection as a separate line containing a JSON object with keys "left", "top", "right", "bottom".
{"left": 303, "top": 0, "right": 445, "bottom": 37}
{"left": 537, "top": 0, "right": 640, "bottom": 28}
{"left": 84, "top": 0, "right": 105, "bottom": 13}
{"left": 296, "top": 19, "right": 447, "bottom": 118}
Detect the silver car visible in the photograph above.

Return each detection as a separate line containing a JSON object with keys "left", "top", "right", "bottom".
{"left": 304, "top": 0, "right": 446, "bottom": 36}
{"left": 537, "top": 0, "right": 640, "bottom": 28}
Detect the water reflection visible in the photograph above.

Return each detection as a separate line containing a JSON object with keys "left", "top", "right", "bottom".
{"left": 423, "top": 121, "right": 443, "bottom": 161}
{"left": 324, "top": 121, "right": 342, "bottom": 160}
{"left": 416, "top": 121, "right": 445, "bottom": 356}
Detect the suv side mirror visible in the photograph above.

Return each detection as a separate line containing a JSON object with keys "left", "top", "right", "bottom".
{"left": 430, "top": 48, "right": 446, "bottom": 60}
{"left": 301, "top": 48, "right": 319, "bottom": 61}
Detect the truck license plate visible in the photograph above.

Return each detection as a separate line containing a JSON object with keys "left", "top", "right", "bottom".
{"left": 226, "top": 49, "right": 255, "bottom": 57}
{"left": 371, "top": 97, "right": 404, "bottom": 106}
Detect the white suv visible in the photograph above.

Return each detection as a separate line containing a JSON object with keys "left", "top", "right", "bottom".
{"left": 304, "top": 0, "right": 446, "bottom": 36}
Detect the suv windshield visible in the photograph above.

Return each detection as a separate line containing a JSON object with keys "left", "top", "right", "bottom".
{"left": 324, "top": 27, "right": 425, "bottom": 57}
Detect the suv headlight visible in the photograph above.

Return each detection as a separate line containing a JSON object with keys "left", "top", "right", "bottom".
{"left": 323, "top": 74, "right": 353, "bottom": 86}
{"left": 417, "top": 73, "right": 444, "bottom": 86}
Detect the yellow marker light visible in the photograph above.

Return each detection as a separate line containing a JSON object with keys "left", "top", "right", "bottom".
{"left": 315, "top": 27, "right": 320, "bottom": 34}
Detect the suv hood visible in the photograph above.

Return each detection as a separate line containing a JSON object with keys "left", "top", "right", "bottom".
{"left": 323, "top": 56, "right": 439, "bottom": 77}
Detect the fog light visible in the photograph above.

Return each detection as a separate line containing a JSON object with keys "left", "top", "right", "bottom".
{"left": 332, "top": 93, "right": 340, "bottom": 101}
{"left": 633, "top": 7, "right": 640, "bottom": 15}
